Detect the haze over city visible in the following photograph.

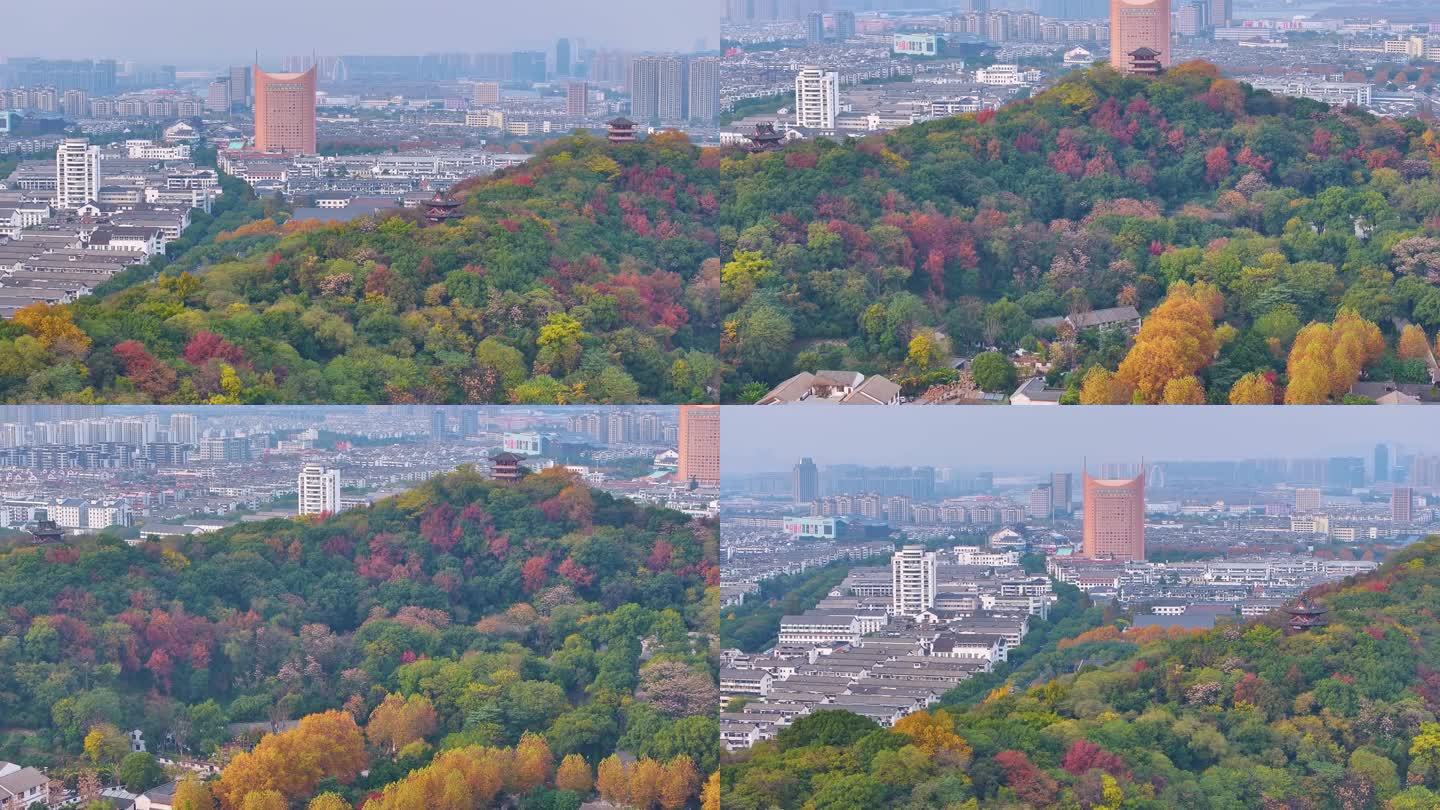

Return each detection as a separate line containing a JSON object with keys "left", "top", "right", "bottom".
{"left": 5, "top": 0, "right": 718, "bottom": 62}
{"left": 722, "top": 408, "right": 1440, "bottom": 473}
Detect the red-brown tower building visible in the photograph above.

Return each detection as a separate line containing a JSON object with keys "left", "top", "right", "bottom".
{"left": 1082, "top": 467, "right": 1146, "bottom": 560}
{"left": 1110, "top": 0, "right": 1171, "bottom": 73}
{"left": 253, "top": 65, "right": 317, "bottom": 154}
{"left": 677, "top": 405, "right": 720, "bottom": 487}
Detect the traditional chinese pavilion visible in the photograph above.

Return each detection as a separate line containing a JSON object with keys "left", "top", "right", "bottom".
{"left": 1126, "top": 47, "right": 1164, "bottom": 77}
{"left": 423, "top": 193, "right": 463, "bottom": 224}
{"left": 1284, "top": 598, "right": 1329, "bottom": 634}
{"left": 491, "top": 452, "right": 524, "bottom": 482}
{"left": 607, "top": 117, "right": 637, "bottom": 143}
{"left": 745, "top": 123, "right": 786, "bottom": 152}
{"left": 27, "top": 512, "right": 64, "bottom": 545}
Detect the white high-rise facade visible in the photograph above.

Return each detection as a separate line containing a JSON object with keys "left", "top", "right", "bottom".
{"left": 297, "top": 465, "right": 340, "bottom": 516}
{"left": 169, "top": 413, "right": 198, "bottom": 445}
{"left": 794, "top": 67, "right": 839, "bottom": 129}
{"left": 55, "top": 138, "right": 100, "bottom": 209}
{"left": 891, "top": 545, "right": 937, "bottom": 616}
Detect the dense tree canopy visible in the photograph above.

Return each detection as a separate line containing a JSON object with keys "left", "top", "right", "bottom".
{"left": 717, "top": 61, "right": 1440, "bottom": 403}
{"left": 0, "top": 132, "right": 722, "bottom": 404}
{"left": 0, "top": 467, "right": 718, "bottom": 807}
{"left": 722, "top": 535, "right": 1440, "bottom": 808}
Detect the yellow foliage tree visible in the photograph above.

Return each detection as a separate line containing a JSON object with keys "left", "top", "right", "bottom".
{"left": 1284, "top": 310, "right": 1384, "bottom": 403}
{"left": 1078, "top": 367, "right": 1131, "bottom": 405}
{"left": 83, "top": 724, "right": 129, "bottom": 765}
{"left": 1114, "top": 282, "right": 1219, "bottom": 404}
{"left": 658, "top": 756, "right": 700, "bottom": 810}
{"left": 14, "top": 302, "right": 91, "bottom": 357}
{"left": 892, "top": 710, "right": 974, "bottom": 767}
{"left": 366, "top": 693, "right": 439, "bottom": 754}
{"left": 596, "top": 754, "right": 628, "bottom": 805}
{"left": 1161, "top": 375, "right": 1206, "bottom": 404}
{"left": 511, "top": 731, "right": 554, "bottom": 793}
{"left": 1399, "top": 324, "right": 1431, "bottom": 361}
{"left": 172, "top": 775, "right": 215, "bottom": 810}
{"left": 307, "top": 794, "right": 351, "bottom": 810}
{"left": 629, "top": 758, "right": 666, "bottom": 809}
{"left": 364, "top": 746, "right": 506, "bottom": 810}
{"left": 555, "top": 754, "right": 592, "bottom": 794}
{"left": 1228, "top": 372, "right": 1275, "bottom": 405}
{"left": 214, "top": 711, "right": 367, "bottom": 809}
{"left": 702, "top": 771, "right": 720, "bottom": 810}
{"left": 239, "top": 791, "right": 286, "bottom": 810}
{"left": 907, "top": 333, "right": 940, "bottom": 371}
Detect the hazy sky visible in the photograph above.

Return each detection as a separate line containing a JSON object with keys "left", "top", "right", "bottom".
{"left": 5, "top": 0, "right": 717, "bottom": 63}
{"left": 721, "top": 407, "right": 1440, "bottom": 474}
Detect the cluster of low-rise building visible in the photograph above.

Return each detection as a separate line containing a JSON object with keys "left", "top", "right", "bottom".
{"left": 721, "top": 547, "right": 1054, "bottom": 748}
{"left": 0, "top": 131, "right": 218, "bottom": 317}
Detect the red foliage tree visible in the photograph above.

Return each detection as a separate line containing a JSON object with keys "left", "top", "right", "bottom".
{"left": 1061, "top": 739, "right": 1130, "bottom": 779}
{"left": 557, "top": 558, "right": 595, "bottom": 587}
{"left": 1204, "top": 145, "right": 1232, "bottom": 186}
{"left": 182, "top": 331, "right": 247, "bottom": 367}
{"left": 994, "top": 750, "right": 1059, "bottom": 806}
{"left": 419, "top": 503, "right": 460, "bottom": 552}
{"left": 114, "top": 341, "right": 178, "bottom": 399}
{"left": 646, "top": 541, "right": 675, "bottom": 573}
{"left": 521, "top": 555, "right": 550, "bottom": 593}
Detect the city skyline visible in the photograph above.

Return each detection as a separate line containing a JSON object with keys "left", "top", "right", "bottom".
{"left": 722, "top": 408, "right": 1440, "bottom": 474}
{"left": 4, "top": 0, "right": 718, "bottom": 62}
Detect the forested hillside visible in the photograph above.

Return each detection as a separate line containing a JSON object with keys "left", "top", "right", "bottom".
{"left": 0, "top": 131, "right": 722, "bottom": 404}
{"left": 718, "top": 61, "right": 1440, "bottom": 403}
{"left": 0, "top": 467, "right": 719, "bottom": 808}
{"left": 722, "top": 536, "right": 1440, "bottom": 809}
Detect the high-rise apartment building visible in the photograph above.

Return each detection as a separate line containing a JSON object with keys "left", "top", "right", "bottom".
{"left": 473, "top": 82, "right": 501, "bottom": 105}
{"left": 677, "top": 405, "right": 720, "bottom": 487}
{"left": 630, "top": 56, "right": 686, "bottom": 123}
{"left": 206, "top": 79, "right": 232, "bottom": 114}
{"left": 892, "top": 545, "right": 937, "bottom": 616}
{"left": 556, "top": 38, "right": 572, "bottom": 77}
{"left": 1110, "top": 0, "right": 1171, "bottom": 72}
{"left": 835, "top": 10, "right": 857, "bottom": 40}
{"left": 1051, "top": 472, "right": 1073, "bottom": 514}
{"left": 54, "top": 138, "right": 100, "bottom": 209}
{"left": 806, "top": 11, "right": 826, "bottom": 44}
{"left": 229, "top": 65, "right": 252, "bottom": 108}
{"left": 168, "top": 414, "right": 198, "bottom": 446}
{"left": 1082, "top": 469, "right": 1146, "bottom": 560}
{"left": 253, "top": 65, "right": 317, "bottom": 154}
{"left": 1294, "top": 487, "right": 1322, "bottom": 511}
{"left": 1029, "top": 485, "right": 1053, "bottom": 520}
{"left": 297, "top": 465, "right": 340, "bottom": 516}
{"left": 566, "top": 81, "right": 589, "bottom": 117}
{"left": 1394, "top": 487, "right": 1414, "bottom": 524}
{"left": 793, "top": 457, "right": 819, "bottom": 504}
{"left": 687, "top": 57, "right": 721, "bottom": 123}
{"left": 1208, "top": 0, "right": 1232, "bottom": 27}
{"left": 794, "top": 67, "right": 839, "bottom": 129}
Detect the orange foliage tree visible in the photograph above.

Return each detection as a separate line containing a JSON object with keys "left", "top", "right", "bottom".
{"left": 555, "top": 754, "right": 592, "bottom": 794}
{"left": 213, "top": 711, "right": 367, "bottom": 809}
{"left": 365, "top": 693, "right": 438, "bottom": 754}
{"left": 362, "top": 746, "right": 507, "bottom": 810}
{"left": 893, "top": 709, "right": 975, "bottom": 766}
{"left": 1284, "top": 309, "right": 1384, "bottom": 403}
{"left": 1114, "top": 282, "right": 1221, "bottom": 404}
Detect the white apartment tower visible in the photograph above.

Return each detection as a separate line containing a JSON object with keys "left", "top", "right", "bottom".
{"left": 297, "top": 465, "right": 341, "bottom": 516}
{"left": 794, "top": 67, "right": 840, "bottom": 129}
{"left": 891, "top": 545, "right": 937, "bottom": 616}
{"left": 55, "top": 138, "right": 100, "bottom": 209}
{"left": 169, "top": 413, "right": 198, "bottom": 445}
